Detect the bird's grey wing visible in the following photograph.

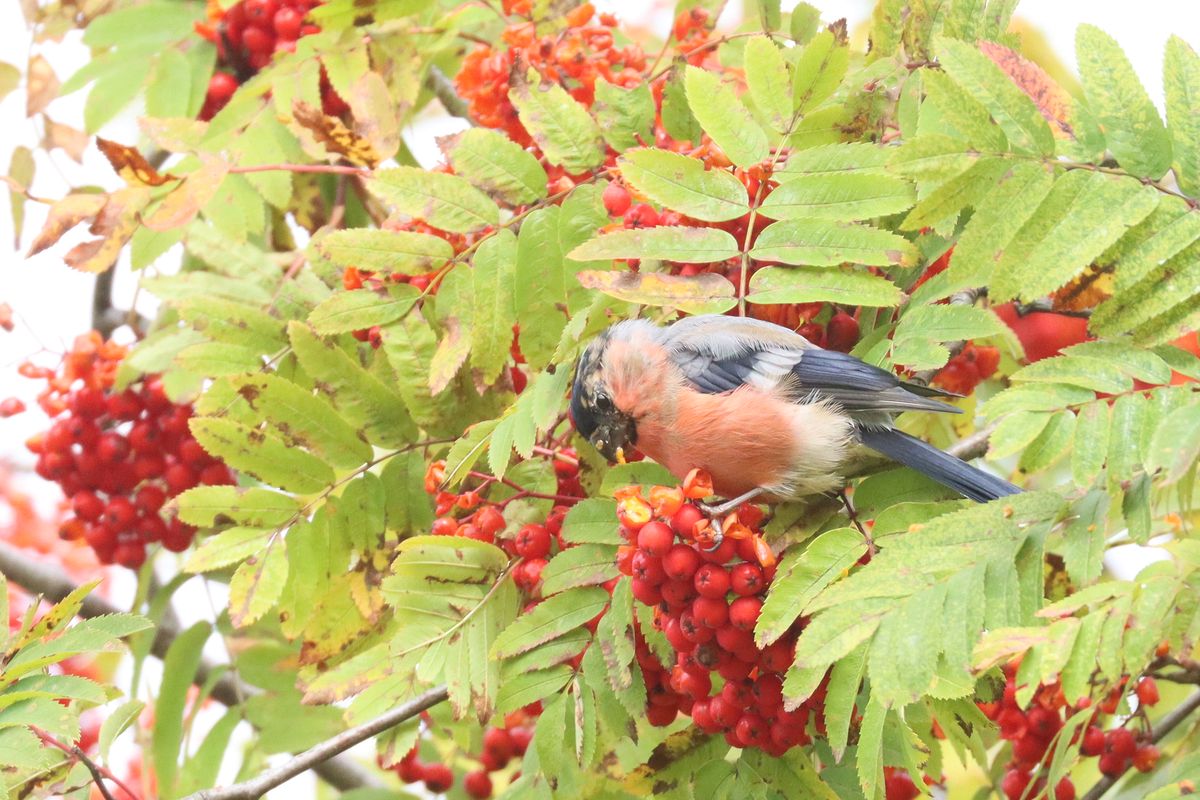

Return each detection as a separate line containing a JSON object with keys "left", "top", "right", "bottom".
{"left": 662, "top": 314, "right": 961, "bottom": 415}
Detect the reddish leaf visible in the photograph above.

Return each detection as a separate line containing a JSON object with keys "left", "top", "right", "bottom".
{"left": 293, "top": 101, "right": 381, "bottom": 168}
{"left": 27, "top": 193, "right": 106, "bottom": 256}
{"left": 141, "top": 156, "right": 230, "bottom": 232}
{"left": 96, "top": 137, "right": 176, "bottom": 186}
{"left": 978, "top": 41, "right": 1075, "bottom": 140}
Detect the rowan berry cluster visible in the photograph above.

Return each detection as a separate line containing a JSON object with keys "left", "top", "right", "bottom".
{"left": 455, "top": 4, "right": 646, "bottom": 147}
{"left": 195, "top": 0, "right": 345, "bottom": 121}
{"left": 979, "top": 661, "right": 1163, "bottom": 800}
{"left": 17, "top": 332, "right": 233, "bottom": 568}
{"left": 612, "top": 471, "right": 828, "bottom": 753}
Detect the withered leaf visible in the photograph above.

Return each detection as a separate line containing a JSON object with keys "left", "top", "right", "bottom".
{"left": 576, "top": 270, "right": 736, "bottom": 315}
{"left": 96, "top": 137, "right": 176, "bottom": 186}
{"left": 293, "top": 101, "right": 381, "bottom": 168}
{"left": 28, "top": 193, "right": 107, "bottom": 256}
{"left": 979, "top": 41, "right": 1075, "bottom": 140}
{"left": 42, "top": 115, "right": 88, "bottom": 163}
{"left": 141, "top": 156, "right": 230, "bottom": 232}
{"left": 25, "top": 54, "right": 58, "bottom": 117}
{"left": 64, "top": 187, "right": 151, "bottom": 273}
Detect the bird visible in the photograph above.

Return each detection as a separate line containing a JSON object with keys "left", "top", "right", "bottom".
{"left": 569, "top": 314, "right": 1019, "bottom": 519}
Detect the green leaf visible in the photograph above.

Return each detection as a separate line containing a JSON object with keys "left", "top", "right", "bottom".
{"left": 98, "top": 700, "right": 143, "bottom": 760}
{"left": 441, "top": 419, "right": 498, "bottom": 489}
{"left": 569, "top": 226, "right": 739, "bottom": 263}
{"left": 560, "top": 498, "right": 620, "bottom": 545}
{"left": 83, "top": 1, "right": 200, "bottom": 48}
{"left": 750, "top": 220, "right": 918, "bottom": 266}
{"left": 774, "top": 142, "right": 890, "bottom": 181}
{"left": 470, "top": 229, "right": 517, "bottom": 384}
{"left": 496, "top": 666, "right": 574, "bottom": 715}
{"left": 1111, "top": 201, "right": 1200, "bottom": 290}
{"left": 1106, "top": 392, "right": 1148, "bottom": 483}
{"left": 1061, "top": 491, "right": 1108, "bottom": 586}
{"left": 900, "top": 157, "right": 1011, "bottom": 232}
{"left": 856, "top": 697, "right": 887, "bottom": 798}
{"left": 617, "top": 147, "right": 749, "bottom": 222}
{"left": 744, "top": 36, "right": 793, "bottom": 132}
{"left": 370, "top": 167, "right": 499, "bottom": 233}
{"left": 312, "top": 228, "right": 453, "bottom": 274}
{"left": 448, "top": 127, "right": 548, "bottom": 206}
{"left": 173, "top": 486, "right": 299, "bottom": 528}
{"left": 887, "top": 134, "right": 981, "bottom": 182}
{"left": 1017, "top": 409, "right": 1075, "bottom": 473}
{"left": 747, "top": 266, "right": 901, "bottom": 307}
{"left": 1165, "top": 36, "right": 1200, "bottom": 195}
{"left": 223, "top": 373, "right": 373, "bottom": 468}
{"left": 177, "top": 296, "right": 286, "bottom": 351}
{"left": 190, "top": 417, "right": 333, "bottom": 494}
{"left": 145, "top": 49, "right": 192, "bottom": 119}
{"left": 987, "top": 412, "right": 1052, "bottom": 460}
{"left": 184, "top": 526, "right": 272, "bottom": 573}
{"left": 758, "top": 173, "right": 915, "bottom": 222}
{"left": 1011, "top": 356, "right": 1133, "bottom": 394}
{"left": 509, "top": 67, "right": 605, "bottom": 173}
{"left": 228, "top": 543, "right": 288, "bottom": 628}
{"left": 935, "top": 37, "right": 1054, "bottom": 155}
{"left": 921, "top": 66, "right": 1008, "bottom": 151}
{"left": 152, "top": 622, "right": 210, "bottom": 796}
{"left": 685, "top": 65, "right": 769, "bottom": 168}
{"left": 792, "top": 30, "right": 849, "bottom": 114}
{"left": 896, "top": 303, "right": 1005, "bottom": 345}
{"left": 869, "top": 583, "right": 946, "bottom": 705}
{"left": 592, "top": 79, "right": 655, "bottom": 152}
{"left": 288, "top": 321, "right": 416, "bottom": 447}
{"left": 661, "top": 60, "right": 702, "bottom": 144}
{"left": 757, "top": 528, "right": 867, "bottom": 646}
{"left": 540, "top": 545, "right": 619, "bottom": 596}
{"left": 1146, "top": 404, "right": 1200, "bottom": 484}
{"left": 491, "top": 587, "right": 610, "bottom": 658}
{"left": 990, "top": 171, "right": 1159, "bottom": 302}
{"left": 824, "top": 644, "right": 867, "bottom": 760}
{"left": 1071, "top": 402, "right": 1110, "bottom": 487}
{"left": 1077, "top": 24, "right": 1172, "bottom": 178}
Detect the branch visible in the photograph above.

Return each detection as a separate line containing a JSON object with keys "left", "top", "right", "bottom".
{"left": 426, "top": 64, "right": 471, "bottom": 120}
{"left": 32, "top": 726, "right": 136, "bottom": 800}
{"left": 0, "top": 542, "right": 383, "bottom": 793}
{"left": 179, "top": 685, "right": 449, "bottom": 800}
{"left": 1080, "top": 690, "right": 1200, "bottom": 800}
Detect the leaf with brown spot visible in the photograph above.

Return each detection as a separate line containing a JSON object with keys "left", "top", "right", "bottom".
{"left": 139, "top": 117, "right": 208, "bottom": 153}
{"left": 429, "top": 316, "right": 470, "bottom": 395}
{"left": 27, "top": 193, "right": 106, "bottom": 256}
{"left": 293, "top": 101, "right": 382, "bottom": 168}
{"left": 96, "top": 137, "right": 176, "bottom": 186}
{"left": 42, "top": 116, "right": 87, "bottom": 163}
{"left": 348, "top": 71, "right": 400, "bottom": 163}
{"left": 576, "top": 270, "right": 736, "bottom": 315}
{"left": 25, "top": 54, "right": 58, "bottom": 117}
{"left": 141, "top": 156, "right": 229, "bottom": 232}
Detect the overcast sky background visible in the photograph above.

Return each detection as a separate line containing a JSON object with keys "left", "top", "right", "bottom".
{"left": 0, "top": 1, "right": 1197, "bottom": 796}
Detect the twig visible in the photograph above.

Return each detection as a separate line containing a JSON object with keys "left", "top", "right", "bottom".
{"left": 0, "top": 542, "right": 382, "bottom": 793}
{"left": 425, "top": 65, "right": 471, "bottom": 120}
{"left": 1079, "top": 689, "right": 1200, "bottom": 800}
{"left": 946, "top": 423, "right": 995, "bottom": 462}
{"left": 31, "top": 726, "right": 137, "bottom": 800}
{"left": 179, "top": 685, "right": 449, "bottom": 800}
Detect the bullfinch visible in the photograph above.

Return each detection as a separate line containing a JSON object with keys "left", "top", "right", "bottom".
{"left": 570, "top": 314, "right": 1018, "bottom": 514}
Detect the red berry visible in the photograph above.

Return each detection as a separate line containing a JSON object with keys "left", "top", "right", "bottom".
{"left": 177, "top": 438, "right": 208, "bottom": 466}
{"left": 730, "top": 562, "right": 764, "bottom": 596}
{"left": 162, "top": 519, "right": 195, "bottom": 552}
{"left": 824, "top": 312, "right": 860, "bottom": 353}
{"left": 1136, "top": 677, "right": 1160, "bottom": 706}
{"left": 709, "top": 695, "right": 740, "bottom": 729}
{"left": 97, "top": 433, "right": 130, "bottom": 463}
{"left": 700, "top": 535, "right": 737, "bottom": 564}
{"left": 691, "top": 596, "right": 728, "bottom": 628}
{"left": 662, "top": 543, "right": 702, "bottom": 581}
{"left": 433, "top": 515, "right": 459, "bottom": 538}
{"left": 1054, "top": 778, "right": 1076, "bottom": 800}
{"left": 728, "top": 596, "right": 762, "bottom": 631}
{"left": 631, "top": 577, "right": 662, "bottom": 606}
{"left": 1080, "top": 726, "right": 1105, "bottom": 756}
{"left": 165, "top": 463, "right": 198, "bottom": 494}
{"left": 464, "top": 770, "right": 492, "bottom": 799}
{"left": 624, "top": 203, "right": 660, "bottom": 228}
{"left": 518, "top": 557, "right": 548, "bottom": 589}
{"left": 646, "top": 702, "right": 677, "bottom": 726}
{"left": 1000, "top": 768, "right": 1030, "bottom": 800}
{"left": 105, "top": 390, "right": 142, "bottom": 420}
{"left": 1098, "top": 751, "right": 1127, "bottom": 777}
{"left": 693, "top": 563, "right": 731, "bottom": 599}
{"left": 103, "top": 497, "right": 137, "bottom": 531}
{"left": 128, "top": 423, "right": 162, "bottom": 454}
{"left": 661, "top": 578, "right": 695, "bottom": 609}
{"left": 670, "top": 504, "right": 704, "bottom": 537}
{"left": 482, "top": 727, "right": 514, "bottom": 762}
{"left": 199, "top": 463, "right": 233, "bottom": 485}
{"left": 113, "top": 540, "right": 146, "bottom": 569}
{"left": 272, "top": 5, "right": 303, "bottom": 38}
{"left": 637, "top": 521, "right": 674, "bottom": 556}
{"left": 421, "top": 763, "right": 453, "bottom": 793}
{"left": 69, "top": 388, "right": 107, "bottom": 418}
{"left": 137, "top": 514, "right": 167, "bottom": 543}
{"left": 243, "top": 0, "right": 279, "bottom": 23}
{"left": 474, "top": 506, "right": 505, "bottom": 536}
{"left": 514, "top": 524, "right": 552, "bottom": 558}
{"left": 1107, "top": 727, "right": 1137, "bottom": 759}
{"left": 241, "top": 25, "right": 274, "bottom": 55}
{"left": 72, "top": 491, "right": 105, "bottom": 522}
{"left": 735, "top": 712, "right": 767, "bottom": 747}
{"left": 884, "top": 770, "right": 920, "bottom": 800}
{"left": 631, "top": 551, "right": 666, "bottom": 586}
{"left": 1132, "top": 744, "right": 1160, "bottom": 772}
{"left": 602, "top": 182, "right": 632, "bottom": 216}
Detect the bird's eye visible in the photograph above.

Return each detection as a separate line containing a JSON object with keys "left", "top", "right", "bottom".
{"left": 595, "top": 393, "right": 613, "bottom": 412}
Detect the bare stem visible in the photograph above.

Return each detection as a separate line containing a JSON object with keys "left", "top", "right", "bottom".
{"left": 178, "top": 685, "right": 449, "bottom": 800}
{"left": 31, "top": 726, "right": 137, "bottom": 800}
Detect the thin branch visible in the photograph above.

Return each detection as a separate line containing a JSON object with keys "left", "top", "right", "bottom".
{"left": 426, "top": 65, "right": 471, "bottom": 120}
{"left": 179, "top": 685, "right": 449, "bottom": 800}
{"left": 1080, "top": 690, "right": 1200, "bottom": 800}
{"left": 946, "top": 423, "right": 994, "bottom": 462}
{"left": 0, "top": 542, "right": 383, "bottom": 793}
{"left": 31, "top": 726, "right": 136, "bottom": 800}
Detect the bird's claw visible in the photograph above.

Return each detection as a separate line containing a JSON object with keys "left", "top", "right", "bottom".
{"left": 701, "top": 517, "right": 724, "bottom": 552}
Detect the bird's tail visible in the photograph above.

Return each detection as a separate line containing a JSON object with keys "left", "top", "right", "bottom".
{"left": 856, "top": 427, "right": 1020, "bottom": 503}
